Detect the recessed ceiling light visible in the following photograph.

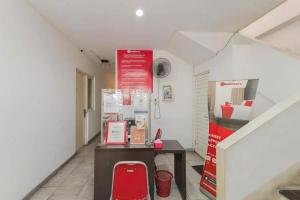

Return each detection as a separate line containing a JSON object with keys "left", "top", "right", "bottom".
{"left": 136, "top": 9, "right": 144, "bottom": 17}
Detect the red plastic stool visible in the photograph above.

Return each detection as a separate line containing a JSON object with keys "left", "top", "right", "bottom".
{"left": 111, "top": 161, "right": 150, "bottom": 200}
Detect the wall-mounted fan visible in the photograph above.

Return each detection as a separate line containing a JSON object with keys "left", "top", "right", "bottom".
{"left": 153, "top": 58, "right": 172, "bottom": 119}
{"left": 153, "top": 58, "right": 171, "bottom": 78}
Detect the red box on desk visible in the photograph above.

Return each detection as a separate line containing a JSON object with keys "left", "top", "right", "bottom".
{"left": 154, "top": 140, "right": 163, "bottom": 149}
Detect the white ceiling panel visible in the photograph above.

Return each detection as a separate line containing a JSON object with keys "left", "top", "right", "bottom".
{"left": 27, "top": 0, "right": 285, "bottom": 61}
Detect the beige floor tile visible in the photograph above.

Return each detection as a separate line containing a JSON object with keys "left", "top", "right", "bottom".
{"left": 43, "top": 174, "right": 67, "bottom": 188}
{"left": 53, "top": 186, "right": 83, "bottom": 196}
{"left": 47, "top": 194, "right": 79, "bottom": 200}
{"left": 78, "top": 184, "right": 94, "bottom": 200}
{"left": 61, "top": 174, "right": 89, "bottom": 187}
{"left": 29, "top": 187, "right": 56, "bottom": 200}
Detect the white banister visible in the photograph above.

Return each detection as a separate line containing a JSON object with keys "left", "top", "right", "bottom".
{"left": 217, "top": 90, "right": 300, "bottom": 200}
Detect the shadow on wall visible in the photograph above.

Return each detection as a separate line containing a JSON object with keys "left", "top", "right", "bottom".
{"left": 102, "top": 65, "right": 115, "bottom": 89}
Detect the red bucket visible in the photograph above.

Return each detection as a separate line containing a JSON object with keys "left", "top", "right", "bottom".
{"left": 155, "top": 170, "right": 173, "bottom": 197}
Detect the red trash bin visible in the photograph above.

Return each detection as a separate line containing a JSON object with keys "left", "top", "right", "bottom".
{"left": 155, "top": 170, "right": 173, "bottom": 197}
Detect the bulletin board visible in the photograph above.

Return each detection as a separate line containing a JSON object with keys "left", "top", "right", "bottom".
{"left": 100, "top": 89, "right": 151, "bottom": 145}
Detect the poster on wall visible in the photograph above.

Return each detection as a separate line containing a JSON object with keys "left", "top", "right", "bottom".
{"left": 162, "top": 85, "right": 174, "bottom": 101}
{"left": 117, "top": 50, "right": 153, "bottom": 92}
{"left": 200, "top": 79, "right": 259, "bottom": 199}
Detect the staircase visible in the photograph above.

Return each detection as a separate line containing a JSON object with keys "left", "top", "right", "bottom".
{"left": 216, "top": 90, "right": 300, "bottom": 200}
{"left": 241, "top": 162, "right": 300, "bottom": 200}
{"left": 279, "top": 187, "right": 300, "bottom": 200}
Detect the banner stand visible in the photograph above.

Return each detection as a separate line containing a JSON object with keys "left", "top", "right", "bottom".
{"left": 200, "top": 79, "right": 259, "bottom": 199}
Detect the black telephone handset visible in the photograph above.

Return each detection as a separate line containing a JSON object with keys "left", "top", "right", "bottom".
{"left": 155, "top": 128, "right": 162, "bottom": 140}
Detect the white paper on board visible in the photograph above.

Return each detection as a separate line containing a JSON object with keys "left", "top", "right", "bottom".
{"left": 103, "top": 93, "right": 121, "bottom": 114}
{"left": 133, "top": 93, "right": 149, "bottom": 112}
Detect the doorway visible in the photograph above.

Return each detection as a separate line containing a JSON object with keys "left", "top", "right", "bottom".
{"left": 76, "top": 70, "right": 86, "bottom": 151}
{"left": 76, "top": 69, "right": 95, "bottom": 151}
{"left": 193, "top": 71, "right": 209, "bottom": 158}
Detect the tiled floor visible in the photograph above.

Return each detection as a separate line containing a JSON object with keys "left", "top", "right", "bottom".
{"left": 29, "top": 139, "right": 209, "bottom": 200}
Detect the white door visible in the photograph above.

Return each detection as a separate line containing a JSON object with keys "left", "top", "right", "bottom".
{"left": 76, "top": 71, "right": 86, "bottom": 151}
{"left": 193, "top": 71, "right": 209, "bottom": 158}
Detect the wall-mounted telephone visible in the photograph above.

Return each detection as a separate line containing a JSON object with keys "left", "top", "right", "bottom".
{"left": 155, "top": 128, "right": 162, "bottom": 140}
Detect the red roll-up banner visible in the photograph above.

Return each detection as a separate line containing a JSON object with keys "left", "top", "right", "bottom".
{"left": 116, "top": 50, "right": 153, "bottom": 92}
{"left": 200, "top": 79, "right": 259, "bottom": 199}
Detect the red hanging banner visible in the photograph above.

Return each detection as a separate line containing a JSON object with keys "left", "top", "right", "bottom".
{"left": 117, "top": 50, "right": 153, "bottom": 92}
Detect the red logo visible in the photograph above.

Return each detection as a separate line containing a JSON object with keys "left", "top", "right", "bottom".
{"left": 220, "top": 82, "right": 242, "bottom": 87}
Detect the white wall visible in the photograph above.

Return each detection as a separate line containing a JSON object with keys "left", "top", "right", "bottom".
{"left": 259, "top": 17, "right": 300, "bottom": 56}
{"left": 195, "top": 35, "right": 300, "bottom": 118}
{"left": 152, "top": 50, "right": 193, "bottom": 148}
{"left": 240, "top": 0, "right": 300, "bottom": 38}
{"left": 232, "top": 43, "right": 300, "bottom": 103}
{"left": 168, "top": 32, "right": 215, "bottom": 65}
{"left": 0, "top": 0, "right": 105, "bottom": 199}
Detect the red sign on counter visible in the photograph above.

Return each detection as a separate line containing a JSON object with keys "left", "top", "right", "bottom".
{"left": 117, "top": 50, "right": 153, "bottom": 92}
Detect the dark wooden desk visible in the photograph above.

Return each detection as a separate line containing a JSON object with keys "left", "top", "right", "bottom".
{"left": 94, "top": 144, "right": 155, "bottom": 200}
{"left": 156, "top": 140, "right": 186, "bottom": 200}
{"left": 94, "top": 140, "right": 186, "bottom": 200}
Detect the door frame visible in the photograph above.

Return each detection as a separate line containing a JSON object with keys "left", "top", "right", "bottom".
{"left": 76, "top": 69, "right": 94, "bottom": 150}
{"left": 192, "top": 70, "right": 210, "bottom": 158}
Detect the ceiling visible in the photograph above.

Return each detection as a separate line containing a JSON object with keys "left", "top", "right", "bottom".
{"left": 260, "top": 16, "right": 300, "bottom": 56}
{"left": 240, "top": 0, "right": 300, "bottom": 38}
{"left": 27, "top": 0, "right": 284, "bottom": 63}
